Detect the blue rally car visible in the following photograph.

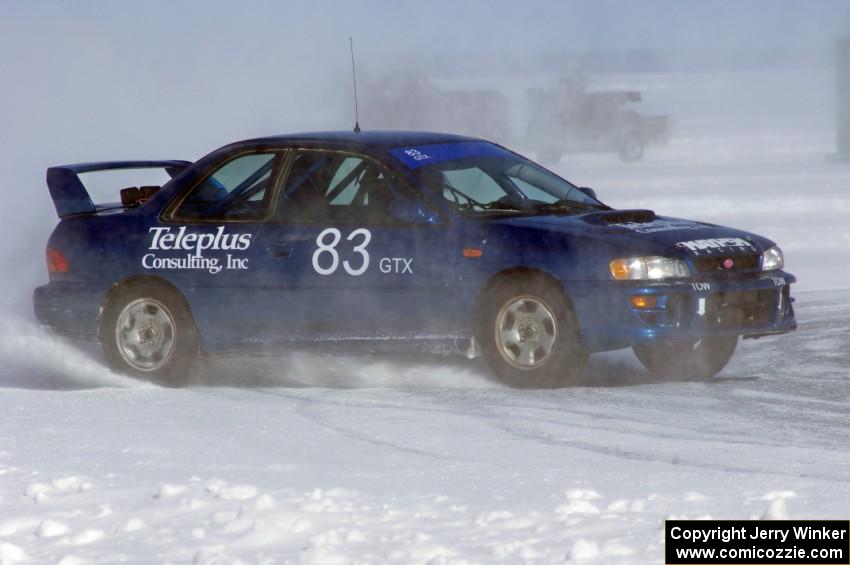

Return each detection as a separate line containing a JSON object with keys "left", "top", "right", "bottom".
{"left": 33, "top": 131, "right": 796, "bottom": 387}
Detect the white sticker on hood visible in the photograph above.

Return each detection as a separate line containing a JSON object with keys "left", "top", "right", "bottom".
{"left": 615, "top": 219, "right": 704, "bottom": 234}
{"left": 676, "top": 237, "right": 756, "bottom": 255}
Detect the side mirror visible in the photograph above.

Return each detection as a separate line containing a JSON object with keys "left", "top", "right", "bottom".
{"left": 578, "top": 186, "right": 598, "bottom": 201}
{"left": 388, "top": 198, "right": 436, "bottom": 224}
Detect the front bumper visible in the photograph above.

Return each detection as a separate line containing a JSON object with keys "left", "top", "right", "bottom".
{"left": 32, "top": 282, "right": 104, "bottom": 341}
{"left": 569, "top": 272, "right": 797, "bottom": 353}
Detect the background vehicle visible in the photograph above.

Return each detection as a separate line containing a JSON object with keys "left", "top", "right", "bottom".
{"left": 34, "top": 132, "right": 795, "bottom": 387}
{"left": 527, "top": 78, "right": 672, "bottom": 162}
{"left": 360, "top": 72, "right": 511, "bottom": 142}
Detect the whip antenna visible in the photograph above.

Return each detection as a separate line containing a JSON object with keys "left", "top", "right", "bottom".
{"left": 349, "top": 37, "right": 361, "bottom": 134}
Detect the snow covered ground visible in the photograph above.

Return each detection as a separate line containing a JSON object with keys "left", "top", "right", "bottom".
{"left": 1, "top": 69, "right": 850, "bottom": 563}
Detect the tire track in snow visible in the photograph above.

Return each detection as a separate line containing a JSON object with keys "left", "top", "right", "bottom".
{"left": 241, "top": 385, "right": 850, "bottom": 484}
{"left": 467, "top": 409, "right": 850, "bottom": 484}
{"left": 251, "top": 389, "right": 454, "bottom": 462}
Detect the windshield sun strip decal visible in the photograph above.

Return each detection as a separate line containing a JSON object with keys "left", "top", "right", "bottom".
{"left": 388, "top": 142, "right": 511, "bottom": 169}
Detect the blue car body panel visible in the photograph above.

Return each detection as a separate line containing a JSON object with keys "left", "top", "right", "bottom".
{"left": 33, "top": 131, "right": 796, "bottom": 355}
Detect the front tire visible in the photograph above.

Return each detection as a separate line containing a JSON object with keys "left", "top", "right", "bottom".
{"left": 475, "top": 274, "right": 587, "bottom": 388}
{"left": 100, "top": 281, "right": 200, "bottom": 386}
{"left": 633, "top": 336, "right": 737, "bottom": 380}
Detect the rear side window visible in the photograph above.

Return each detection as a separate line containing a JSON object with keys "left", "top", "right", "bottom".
{"left": 175, "top": 153, "right": 278, "bottom": 221}
{"left": 278, "top": 151, "right": 417, "bottom": 225}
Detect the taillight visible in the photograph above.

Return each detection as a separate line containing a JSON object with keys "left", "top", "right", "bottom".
{"left": 46, "top": 247, "right": 69, "bottom": 274}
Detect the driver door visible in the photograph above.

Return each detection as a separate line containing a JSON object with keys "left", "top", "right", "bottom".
{"left": 253, "top": 149, "right": 465, "bottom": 340}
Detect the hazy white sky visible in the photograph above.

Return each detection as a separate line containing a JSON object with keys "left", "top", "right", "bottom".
{"left": 1, "top": 1, "right": 846, "bottom": 177}
{"left": 2, "top": 0, "right": 846, "bottom": 152}
{"left": 3, "top": 1, "right": 848, "bottom": 60}
{"left": 0, "top": 0, "right": 844, "bottom": 183}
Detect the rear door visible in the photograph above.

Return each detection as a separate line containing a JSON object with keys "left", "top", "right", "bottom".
{"left": 146, "top": 150, "right": 286, "bottom": 344}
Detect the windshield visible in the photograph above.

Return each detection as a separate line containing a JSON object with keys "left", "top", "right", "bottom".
{"left": 389, "top": 141, "right": 605, "bottom": 216}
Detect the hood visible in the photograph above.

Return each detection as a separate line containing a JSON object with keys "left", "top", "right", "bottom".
{"left": 489, "top": 209, "right": 774, "bottom": 259}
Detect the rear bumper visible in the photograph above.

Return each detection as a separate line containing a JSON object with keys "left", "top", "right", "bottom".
{"left": 32, "top": 282, "right": 104, "bottom": 341}
{"left": 570, "top": 272, "right": 797, "bottom": 353}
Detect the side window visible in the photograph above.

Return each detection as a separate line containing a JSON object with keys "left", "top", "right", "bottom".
{"left": 279, "top": 151, "right": 421, "bottom": 224}
{"left": 176, "top": 153, "right": 278, "bottom": 220}
{"left": 326, "top": 157, "right": 364, "bottom": 206}
{"left": 441, "top": 167, "right": 508, "bottom": 206}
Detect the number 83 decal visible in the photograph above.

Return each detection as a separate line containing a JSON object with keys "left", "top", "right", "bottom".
{"left": 312, "top": 228, "right": 371, "bottom": 276}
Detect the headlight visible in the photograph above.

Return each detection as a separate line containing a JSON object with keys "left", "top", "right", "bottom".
{"left": 761, "top": 246, "right": 784, "bottom": 271}
{"left": 609, "top": 256, "right": 690, "bottom": 280}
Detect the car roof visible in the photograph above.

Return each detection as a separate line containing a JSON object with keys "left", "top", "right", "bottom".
{"left": 241, "top": 130, "right": 480, "bottom": 149}
{"left": 186, "top": 130, "right": 494, "bottom": 180}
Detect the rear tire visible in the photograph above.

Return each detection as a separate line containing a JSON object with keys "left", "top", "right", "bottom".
{"left": 475, "top": 273, "right": 587, "bottom": 388}
{"left": 633, "top": 336, "right": 737, "bottom": 380}
{"left": 100, "top": 280, "right": 200, "bottom": 387}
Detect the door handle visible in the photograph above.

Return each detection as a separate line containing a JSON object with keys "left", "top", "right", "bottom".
{"left": 268, "top": 243, "right": 294, "bottom": 258}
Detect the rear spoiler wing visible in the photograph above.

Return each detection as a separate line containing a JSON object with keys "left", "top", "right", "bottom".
{"left": 46, "top": 160, "right": 191, "bottom": 218}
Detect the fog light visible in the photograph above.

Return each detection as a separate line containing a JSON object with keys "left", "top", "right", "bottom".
{"left": 630, "top": 295, "right": 657, "bottom": 309}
